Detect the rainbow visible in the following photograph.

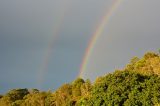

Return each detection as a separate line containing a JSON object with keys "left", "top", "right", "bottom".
{"left": 79, "top": 0, "right": 124, "bottom": 78}
{"left": 37, "top": 0, "right": 72, "bottom": 88}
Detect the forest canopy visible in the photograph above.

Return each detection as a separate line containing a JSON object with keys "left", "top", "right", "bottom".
{"left": 1, "top": 52, "right": 160, "bottom": 106}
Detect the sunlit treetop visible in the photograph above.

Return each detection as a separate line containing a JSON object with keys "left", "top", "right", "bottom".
{"left": 125, "top": 52, "right": 160, "bottom": 76}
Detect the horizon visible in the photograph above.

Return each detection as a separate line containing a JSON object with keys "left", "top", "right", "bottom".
{"left": 1, "top": 0, "right": 160, "bottom": 94}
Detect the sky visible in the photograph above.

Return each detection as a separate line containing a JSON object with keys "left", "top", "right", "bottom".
{"left": 0, "top": 0, "right": 160, "bottom": 93}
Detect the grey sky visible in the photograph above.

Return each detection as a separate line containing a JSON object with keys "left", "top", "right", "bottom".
{"left": 84, "top": 0, "right": 160, "bottom": 80}
{"left": 0, "top": 0, "right": 160, "bottom": 93}
{"left": 0, "top": 0, "right": 110, "bottom": 93}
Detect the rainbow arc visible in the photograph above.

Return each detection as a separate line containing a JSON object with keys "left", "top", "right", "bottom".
{"left": 79, "top": 0, "right": 124, "bottom": 78}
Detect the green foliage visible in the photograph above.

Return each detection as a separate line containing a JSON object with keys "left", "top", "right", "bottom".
{"left": 0, "top": 95, "right": 3, "bottom": 99}
{"left": 6, "top": 88, "right": 29, "bottom": 101}
{"left": 1, "top": 51, "right": 160, "bottom": 106}
{"left": 125, "top": 52, "right": 160, "bottom": 75}
{"left": 78, "top": 72, "right": 160, "bottom": 105}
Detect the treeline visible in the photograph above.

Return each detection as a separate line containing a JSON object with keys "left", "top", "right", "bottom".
{"left": 1, "top": 52, "right": 160, "bottom": 106}
{"left": 0, "top": 79, "right": 92, "bottom": 106}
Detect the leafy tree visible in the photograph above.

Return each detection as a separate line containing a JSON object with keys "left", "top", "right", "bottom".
{"left": 1, "top": 51, "right": 160, "bottom": 106}
{"left": 0, "top": 95, "right": 3, "bottom": 99}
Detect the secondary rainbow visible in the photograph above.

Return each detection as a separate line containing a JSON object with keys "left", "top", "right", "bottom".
{"left": 37, "top": 0, "right": 72, "bottom": 88}
{"left": 79, "top": 0, "right": 124, "bottom": 78}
